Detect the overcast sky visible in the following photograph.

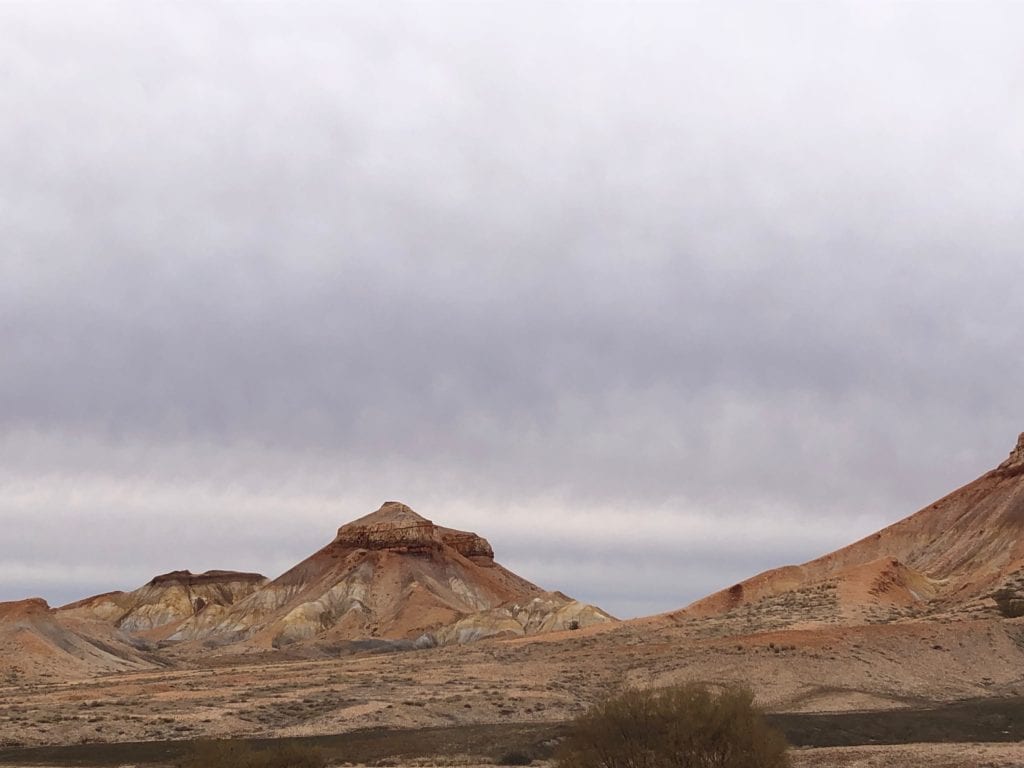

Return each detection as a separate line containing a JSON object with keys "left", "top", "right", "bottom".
{"left": 2, "top": 2, "right": 1023, "bottom": 619}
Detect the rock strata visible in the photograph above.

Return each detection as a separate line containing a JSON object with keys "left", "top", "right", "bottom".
{"left": 332, "top": 502, "right": 444, "bottom": 552}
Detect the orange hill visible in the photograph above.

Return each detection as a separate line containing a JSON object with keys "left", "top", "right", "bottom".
{"left": 681, "top": 433, "right": 1024, "bottom": 626}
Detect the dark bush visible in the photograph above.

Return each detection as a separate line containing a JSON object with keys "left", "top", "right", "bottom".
{"left": 496, "top": 749, "right": 533, "bottom": 765}
{"left": 556, "top": 683, "right": 789, "bottom": 768}
{"left": 993, "top": 589, "right": 1024, "bottom": 618}
{"left": 179, "top": 739, "right": 326, "bottom": 768}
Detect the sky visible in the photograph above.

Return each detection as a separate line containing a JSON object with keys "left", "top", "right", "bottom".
{"left": 2, "top": 2, "right": 1023, "bottom": 619}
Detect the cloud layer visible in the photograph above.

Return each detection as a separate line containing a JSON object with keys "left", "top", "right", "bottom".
{"left": 2, "top": 3, "right": 1023, "bottom": 617}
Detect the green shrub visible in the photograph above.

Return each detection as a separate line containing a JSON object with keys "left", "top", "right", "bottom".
{"left": 556, "top": 683, "right": 789, "bottom": 768}
{"left": 180, "top": 739, "right": 326, "bottom": 768}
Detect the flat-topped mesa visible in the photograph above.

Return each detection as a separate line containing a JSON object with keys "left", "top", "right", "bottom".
{"left": 331, "top": 502, "right": 497, "bottom": 561}
{"left": 997, "top": 432, "right": 1024, "bottom": 472}
{"left": 333, "top": 501, "right": 444, "bottom": 553}
{"left": 147, "top": 570, "right": 267, "bottom": 587}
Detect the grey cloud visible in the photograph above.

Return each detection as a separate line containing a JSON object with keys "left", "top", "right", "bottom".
{"left": 2, "top": 3, "right": 1024, "bottom": 617}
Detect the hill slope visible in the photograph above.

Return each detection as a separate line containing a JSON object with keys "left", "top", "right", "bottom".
{"left": 58, "top": 570, "right": 267, "bottom": 642}
{"left": 680, "top": 433, "right": 1024, "bottom": 628}
{"left": 0, "top": 598, "right": 161, "bottom": 682}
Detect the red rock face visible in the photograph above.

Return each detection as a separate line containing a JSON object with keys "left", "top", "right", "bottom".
{"left": 332, "top": 503, "right": 443, "bottom": 553}
{"left": 440, "top": 529, "right": 495, "bottom": 562}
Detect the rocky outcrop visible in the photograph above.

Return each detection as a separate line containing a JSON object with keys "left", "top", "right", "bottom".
{"left": 327, "top": 503, "right": 497, "bottom": 563}
{"left": 998, "top": 432, "right": 1024, "bottom": 472}
{"left": 439, "top": 528, "right": 495, "bottom": 562}
{"left": 331, "top": 502, "right": 444, "bottom": 553}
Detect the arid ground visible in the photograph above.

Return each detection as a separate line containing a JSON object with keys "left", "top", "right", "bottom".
{"left": 3, "top": 613, "right": 1024, "bottom": 767}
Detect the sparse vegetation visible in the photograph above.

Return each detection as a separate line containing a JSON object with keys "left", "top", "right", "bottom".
{"left": 495, "top": 748, "right": 533, "bottom": 765}
{"left": 557, "top": 683, "right": 790, "bottom": 768}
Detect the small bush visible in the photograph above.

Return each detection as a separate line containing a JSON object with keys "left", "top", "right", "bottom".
{"left": 180, "top": 739, "right": 326, "bottom": 768}
{"left": 496, "top": 749, "right": 533, "bottom": 765}
{"left": 557, "top": 683, "right": 789, "bottom": 768}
